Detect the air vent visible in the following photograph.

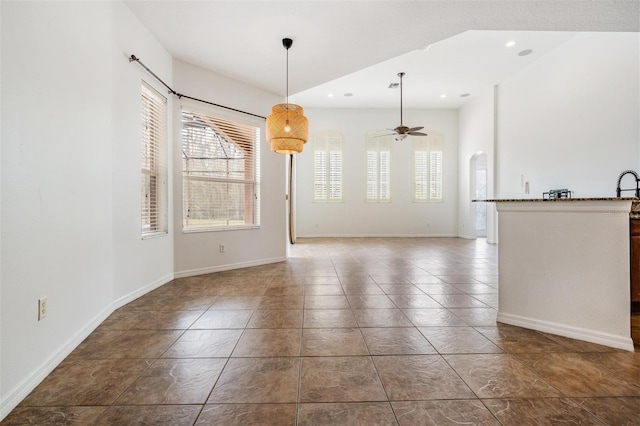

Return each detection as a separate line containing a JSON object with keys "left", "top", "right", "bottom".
{"left": 388, "top": 83, "right": 399, "bottom": 89}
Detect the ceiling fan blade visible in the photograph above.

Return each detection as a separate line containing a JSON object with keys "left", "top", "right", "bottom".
{"left": 408, "top": 131, "right": 428, "bottom": 136}
{"left": 375, "top": 133, "right": 396, "bottom": 137}
{"left": 406, "top": 126, "right": 424, "bottom": 132}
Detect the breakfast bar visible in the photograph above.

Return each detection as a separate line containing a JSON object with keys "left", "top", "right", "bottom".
{"left": 478, "top": 197, "right": 638, "bottom": 351}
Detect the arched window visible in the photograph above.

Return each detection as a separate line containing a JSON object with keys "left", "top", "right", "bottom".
{"left": 181, "top": 108, "right": 261, "bottom": 230}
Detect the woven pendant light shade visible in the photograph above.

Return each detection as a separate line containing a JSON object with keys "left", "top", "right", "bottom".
{"left": 266, "top": 103, "right": 309, "bottom": 154}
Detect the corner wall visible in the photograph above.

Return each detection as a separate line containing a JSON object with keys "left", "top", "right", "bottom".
{"left": 0, "top": 2, "right": 175, "bottom": 417}
{"left": 172, "top": 60, "right": 287, "bottom": 277}
{"left": 457, "top": 89, "right": 496, "bottom": 242}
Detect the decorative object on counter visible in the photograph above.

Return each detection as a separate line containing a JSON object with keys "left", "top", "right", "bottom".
{"left": 543, "top": 189, "right": 572, "bottom": 199}
{"left": 266, "top": 38, "right": 308, "bottom": 155}
{"left": 616, "top": 170, "right": 639, "bottom": 198}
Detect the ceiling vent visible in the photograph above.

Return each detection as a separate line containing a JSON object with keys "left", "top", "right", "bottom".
{"left": 388, "top": 83, "right": 399, "bottom": 89}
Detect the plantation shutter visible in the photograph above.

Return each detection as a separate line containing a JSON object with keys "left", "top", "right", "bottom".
{"left": 413, "top": 138, "right": 429, "bottom": 201}
{"left": 141, "top": 81, "right": 167, "bottom": 236}
{"left": 429, "top": 135, "right": 443, "bottom": 201}
{"left": 412, "top": 133, "right": 443, "bottom": 202}
{"left": 313, "top": 131, "right": 343, "bottom": 201}
{"left": 365, "top": 133, "right": 391, "bottom": 201}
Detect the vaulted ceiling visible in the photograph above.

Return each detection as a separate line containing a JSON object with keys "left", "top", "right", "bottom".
{"left": 126, "top": 1, "right": 639, "bottom": 108}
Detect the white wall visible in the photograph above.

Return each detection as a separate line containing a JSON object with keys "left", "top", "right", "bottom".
{"left": 172, "top": 60, "right": 287, "bottom": 277}
{"left": 0, "top": 1, "right": 174, "bottom": 417}
{"left": 111, "top": 3, "right": 175, "bottom": 305}
{"left": 296, "top": 108, "right": 458, "bottom": 237}
{"left": 497, "top": 33, "right": 640, "bottom": 198}
{"left": 457, "top": 89, "right": 496, "bottom": 242}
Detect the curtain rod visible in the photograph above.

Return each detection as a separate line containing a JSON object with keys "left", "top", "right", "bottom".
{"left": 129, "top": 54, "right": 266, "bottom": 120}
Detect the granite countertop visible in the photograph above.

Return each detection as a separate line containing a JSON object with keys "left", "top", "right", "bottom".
{"left": 473, "top": 197, "right": 638, "bottom": 202}
{"left": 473, "top": 198, "right": 640, "bottom": 219}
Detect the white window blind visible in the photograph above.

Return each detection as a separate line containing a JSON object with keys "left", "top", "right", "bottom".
{"left": 141, "top": 81, "right": 168, "bottom": 236}
{"left": 182, "top": 108, "right": 260, "bottom": 231}
{"left": 365, "top": 132, "right": 392, "bottom": 201}
{"left": 412, "top": 133, "right": 444, "bottom": 202}
{"left": 313, "top": 131, "right": 343, "bottom": 201}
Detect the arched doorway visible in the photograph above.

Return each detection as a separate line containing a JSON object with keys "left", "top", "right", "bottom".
{"left": 470, "top": 152, "right": 488, "bottom": 238}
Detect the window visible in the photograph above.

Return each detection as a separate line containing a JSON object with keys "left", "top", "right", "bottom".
{"left": 181, "top": 108, "right": 260, "bottom": 231}
{"left": 413, "top": 133, "right": 444, "bottom": 202}
{"left": 140, "top": 81, "right": 168, "bottom": 237}
{"left": 365, "top": 132, "right": 392, "bottom": 201}
{"left": 313, "top": 131, "right": 343, "bottom": 201}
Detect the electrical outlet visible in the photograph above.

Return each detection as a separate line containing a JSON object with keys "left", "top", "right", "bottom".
{"left": 219, "top": 244, "right": 225, "bottom": 253}
{"left": 38, "top": 297, "right": 47, "bottom": 321}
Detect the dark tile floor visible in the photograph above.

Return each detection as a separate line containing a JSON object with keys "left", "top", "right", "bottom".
{"left": 3, "top": 238, "right": 639, "bottom": 425}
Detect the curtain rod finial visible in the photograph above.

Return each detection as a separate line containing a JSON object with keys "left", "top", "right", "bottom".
{"left": 129, "top": 54, "right": 138, "bottom": 62}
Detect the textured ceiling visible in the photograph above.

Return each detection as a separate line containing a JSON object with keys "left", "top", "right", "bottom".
{"left": 126, "top": 0, "right": 639, "bottom": 108}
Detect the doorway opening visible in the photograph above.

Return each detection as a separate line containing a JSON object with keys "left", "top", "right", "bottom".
{"left": 470, "top": 152, "right": 488, "bottom": 238}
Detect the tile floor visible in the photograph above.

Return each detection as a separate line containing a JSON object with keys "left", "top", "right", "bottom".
{"left": 3, "top": 237, "right": 640, "bottom": 425}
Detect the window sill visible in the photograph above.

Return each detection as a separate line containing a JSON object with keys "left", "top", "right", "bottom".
{"left": 182, "top": 225, "right": 260, "bottom": 234}
{"left": 141, "top": 231, "right": 168, "bottom": 240}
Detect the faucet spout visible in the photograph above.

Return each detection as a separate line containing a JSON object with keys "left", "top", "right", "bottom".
{"left": 616, "top": 169, "right": 640, "bottom": 198}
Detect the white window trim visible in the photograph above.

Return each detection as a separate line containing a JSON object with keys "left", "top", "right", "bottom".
{"left": 180, "top": 103, "right": 262, "bottom": 232}
{"left": 141, "top": 80, "right": 168, "bottom": 239}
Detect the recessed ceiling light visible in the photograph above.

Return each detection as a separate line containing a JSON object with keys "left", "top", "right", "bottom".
{"left": 344, "top": 93, "right": 353, "bottom": 97}
{"left": 440, "top": 94, "right": 447, "bottom": 98}
{"left": 505, "top": 41, "right": 516, "bottom": 47}
{"left": 518, "top": 49, "right": 533, "bottom": 56}
{"left": 328, "top": 93, "right": 334, "bottom": 98}
{"left": 460, "top": 93, "right": 470, "bottom": 98}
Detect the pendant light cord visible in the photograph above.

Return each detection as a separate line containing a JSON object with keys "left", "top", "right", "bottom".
{"left": 399, "top": 73, "right": 403, "bottom": 125}
{"left": 285, "top": 42, "right": 290, "bottom": 123}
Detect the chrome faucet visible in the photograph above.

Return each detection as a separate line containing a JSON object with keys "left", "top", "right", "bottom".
{"left": 616, "top": 170, "right": 640, "bottom": 198}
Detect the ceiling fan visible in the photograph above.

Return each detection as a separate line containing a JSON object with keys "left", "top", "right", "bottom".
{"left": 384, "top": 72, "right": 428, "bottom": 141}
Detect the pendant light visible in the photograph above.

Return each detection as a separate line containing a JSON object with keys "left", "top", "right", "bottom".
{"left": 266, "top": 38, "right": 309, "bottom": 154}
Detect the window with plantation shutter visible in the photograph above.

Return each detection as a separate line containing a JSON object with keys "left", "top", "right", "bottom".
{"left": 141, "top": 81, "right": 168, "bottom": 237}
{"left": 313, "top": 131, "right": 343, "bottom": 202}
{"left": 365, "top": 131, "right": 392, "bottom": 202}
{"left": 181, "top": 108, "right": 260, "bottom": 231}
{"left": 412, "top": 133, "right": 444, "bottom": 202}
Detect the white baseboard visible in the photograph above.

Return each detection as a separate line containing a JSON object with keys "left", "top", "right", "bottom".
{"left": 113, "top": 273, "right": 174, "bottom": 310}
{"left": 0, "top": 303, "right": 114, "bottom": 420}
{"left": 497, "top": 312, "right": 635, "bottom": 352}
{"left": 296, "top": 234, "right": 459, "bottom": 238}
{"left": 0, "top": 273, "right": 175, "bottom": 421}
{"left": 174, "top": 256, "right": 287, "bottom": 279}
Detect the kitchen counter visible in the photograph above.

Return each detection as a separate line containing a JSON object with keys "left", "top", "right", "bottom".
{"left": 475, "top": 197, "right": 640, "bottom": 219}
{"left": 474, "top": 197, "right": 638, "bottom": 202}
{"left": 487, "top": 198, "right": 634, "bottom": 351}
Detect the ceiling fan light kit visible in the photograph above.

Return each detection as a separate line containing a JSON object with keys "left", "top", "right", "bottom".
{"left": 266, "top": 38, "right": 309, "bottom": 154}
